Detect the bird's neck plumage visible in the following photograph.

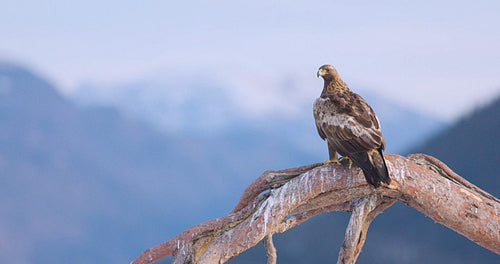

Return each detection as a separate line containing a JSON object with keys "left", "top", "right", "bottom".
{"left": 321, "top": 76, "right": 350, "bottom": 97}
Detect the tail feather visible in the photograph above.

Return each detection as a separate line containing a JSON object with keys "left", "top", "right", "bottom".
{"left": 349, "top": 149, "right": 390, "bottom": 187}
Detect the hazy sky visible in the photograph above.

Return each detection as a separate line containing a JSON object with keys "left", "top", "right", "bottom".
{"left": 1, "top": 0, "right": 499, "bottom": 121}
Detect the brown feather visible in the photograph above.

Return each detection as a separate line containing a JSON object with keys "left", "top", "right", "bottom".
{"left": 314, "top": 64, "right": 390, "bottom": 187}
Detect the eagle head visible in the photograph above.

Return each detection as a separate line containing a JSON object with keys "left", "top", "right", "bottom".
{"left": 317, "top": 64, "right": 339, "bottom": 80}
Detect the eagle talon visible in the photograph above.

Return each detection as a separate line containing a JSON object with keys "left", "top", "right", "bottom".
{"left": 324, "top": 159, "right": 341, "bottom": 165}
{"left": 340, "top": 156, "right": 353, "bottom": 165}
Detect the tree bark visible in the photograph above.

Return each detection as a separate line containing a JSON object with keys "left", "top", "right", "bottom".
{"left": 263, "top": 234, "right": 277, "bottom": 264}
{"left": 337, "top": 195, "right": 396, "bottom": 264}
{"left": 131, "top": 154, "right": 500, "bottom": 264}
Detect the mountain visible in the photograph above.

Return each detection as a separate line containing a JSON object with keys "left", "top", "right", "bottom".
{"left": 231, "top": 95, "right": 500, "bottom": 264}
{"left": 0, "top": 63, "right": 178, "bottom": 263}
{"left": 410, "top": 96, "right": 500, "bottom": 197}
{"left": 2, "top": 62, "right": 489, "bottom": 264}
{"left": 0, "top": 63, "right": 319, "bottom": 264}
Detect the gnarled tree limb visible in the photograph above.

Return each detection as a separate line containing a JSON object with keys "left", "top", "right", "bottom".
{"left": 131, "top": 154, "right": 500, "bottom": 264}
{"left": 337, "top": 195, "right": 397, "bottom": 264}
{"left": 263, "top": 234, "right": 277, "bottom": 264}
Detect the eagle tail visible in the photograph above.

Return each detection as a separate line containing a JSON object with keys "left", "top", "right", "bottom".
{"left": 350, "top": 149, "right": 390, "bottom": 188}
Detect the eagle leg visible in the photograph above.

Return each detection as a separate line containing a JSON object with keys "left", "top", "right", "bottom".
{"left": 324, "top": 142, "right": 341, "bottom": 165}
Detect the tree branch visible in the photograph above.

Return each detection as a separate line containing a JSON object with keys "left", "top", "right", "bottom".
{"left": 131, "top": 154, "right": 500, "bottom": 264}
{"left": 337, "top": 195, "right": 397, "bottom": 264}
{"left": 263, "top": 234, "right": 277, "bottom": 264}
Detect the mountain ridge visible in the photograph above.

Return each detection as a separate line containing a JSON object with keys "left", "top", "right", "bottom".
{"left": 0, "top": 63, "right": 318, "bottom": 263}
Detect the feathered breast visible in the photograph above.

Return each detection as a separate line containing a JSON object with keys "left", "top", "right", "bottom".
{"left": 313, "top": 94, "right": 385, "bottom": 155}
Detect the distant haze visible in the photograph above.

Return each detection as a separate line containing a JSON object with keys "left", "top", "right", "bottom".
{"left": 0, "top": 62, "right": 446, "bottom": 263}
{"left": 1, "top": 1, "right": 500, "bottom": 121}
{"left": 72, "top": 73, "right": 445, "bottom": 154}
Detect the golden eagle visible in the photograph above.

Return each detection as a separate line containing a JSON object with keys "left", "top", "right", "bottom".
{"left": 314, "top": 64, "right": 390, "bottom": 187}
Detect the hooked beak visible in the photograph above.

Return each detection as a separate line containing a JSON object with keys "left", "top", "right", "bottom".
{"left": 317, "top": 68, "right": 323, "bottom": 78}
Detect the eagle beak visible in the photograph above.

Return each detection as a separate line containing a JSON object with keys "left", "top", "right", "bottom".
{"left": 317, "top": 69, "right": 323, "bottom": 78}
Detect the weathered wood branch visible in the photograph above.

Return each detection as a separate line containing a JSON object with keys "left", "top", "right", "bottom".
{"left": 263, "top": 234, "right": 277, "bottom": 264}
{"left": 131, "top": 154, "right": 500, "bottom": 264}
{"left": 337, "top": 195, "right": 397, "bottom": 264}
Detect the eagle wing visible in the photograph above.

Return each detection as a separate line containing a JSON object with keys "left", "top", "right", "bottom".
{"left": 314, "top": 113, "right": 327, "bottom": 141}
{"left": 314, "top": 92, "right": 390, "bottom": 187}
{"left": 315, "top": 92, "right": 385, "bottom": 156}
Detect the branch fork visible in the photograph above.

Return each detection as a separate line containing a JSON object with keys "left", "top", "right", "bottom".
{"left": 131, "top": 154, "right": 500, "bottom": 264}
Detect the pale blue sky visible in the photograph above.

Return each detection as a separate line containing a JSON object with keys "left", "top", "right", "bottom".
{"left": 1, "top": 0, "right": 499, "bottom": 120}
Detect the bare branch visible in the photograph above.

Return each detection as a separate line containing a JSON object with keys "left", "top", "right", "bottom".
{"left": 231, "top": 163, "right": 323, "bottom": 213}
{"left": 337, "top": 195, "right": 397, "bottom": 264}
{"left": 263, "top": 234, "right": 277, "bottom": 264}
{"left": 131, "top": 154, "right": 500, "bottom": 264}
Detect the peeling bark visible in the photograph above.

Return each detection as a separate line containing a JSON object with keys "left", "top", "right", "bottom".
{"left": 131, "top": 154, "right": 500, "bottom": 264}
